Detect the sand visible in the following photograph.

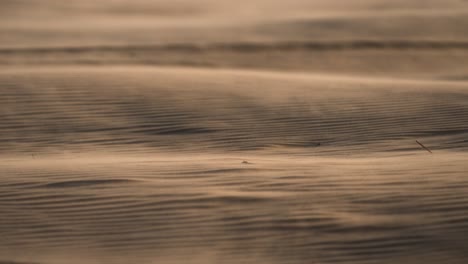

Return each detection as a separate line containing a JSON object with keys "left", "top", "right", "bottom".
{"left": 1, "top": 1, "right": 468, "bottom": 264}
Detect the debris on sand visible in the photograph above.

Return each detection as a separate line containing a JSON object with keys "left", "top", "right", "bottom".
{"left": 416, "top": 140, "right": 433, "bottom": 154}
{"left": 242, "top": 160, "right": 252, "bottom": 164}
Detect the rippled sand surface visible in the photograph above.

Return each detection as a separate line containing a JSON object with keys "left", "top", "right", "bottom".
{"left": 2, "top": 1, "right": 468, "bottom": 264}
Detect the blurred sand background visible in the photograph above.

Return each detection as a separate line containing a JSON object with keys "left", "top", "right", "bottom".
{"left": 1, "top": 1, "right": 468, "bottom": 264}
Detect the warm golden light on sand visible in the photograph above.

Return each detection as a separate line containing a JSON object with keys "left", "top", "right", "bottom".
{"left": 1, "top": 1, "right": 468, "bottom": 264}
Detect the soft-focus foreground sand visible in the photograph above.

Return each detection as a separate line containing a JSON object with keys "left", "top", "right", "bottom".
{"left": 1, "top": 1, "right": 468, "bottom": 264}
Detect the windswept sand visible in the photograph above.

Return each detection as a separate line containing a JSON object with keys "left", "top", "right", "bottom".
{"left": 1, "top": 1, "right": 468, "bottom": 264}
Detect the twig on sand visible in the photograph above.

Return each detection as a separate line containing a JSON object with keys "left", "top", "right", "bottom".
{"left": 416, "top": 140, "right": 433, "bottom": 154}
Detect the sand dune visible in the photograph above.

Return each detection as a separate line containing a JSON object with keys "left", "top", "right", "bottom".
{"left": 3, "top": 41, "right": 468, "bottom": 80}
{"left": 1, "top": 66, "right": 468, "bottom": 156}
{"left": 1, "top": 66, "right": 468, "bottom": 263}
{"left": 2, "top": 1, "right": 468, "bottom": 264}
{"left": 2, "top": 0, "right": 468, "bottom": 48}
{"left": 2, "top": 154, "right": 468, "bottom": 264}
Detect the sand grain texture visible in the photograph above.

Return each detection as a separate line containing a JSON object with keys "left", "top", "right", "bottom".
{"left": 1, "top": 1, "right": 468, "bottom": 264}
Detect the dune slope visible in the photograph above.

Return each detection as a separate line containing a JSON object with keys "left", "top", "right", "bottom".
{"left": 2, "top": 1, "right": 468, "bottom": 264}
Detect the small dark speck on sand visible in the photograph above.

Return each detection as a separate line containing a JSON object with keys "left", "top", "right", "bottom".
{"left": 242, "top": 160, "right": 252, "bottom": 164}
